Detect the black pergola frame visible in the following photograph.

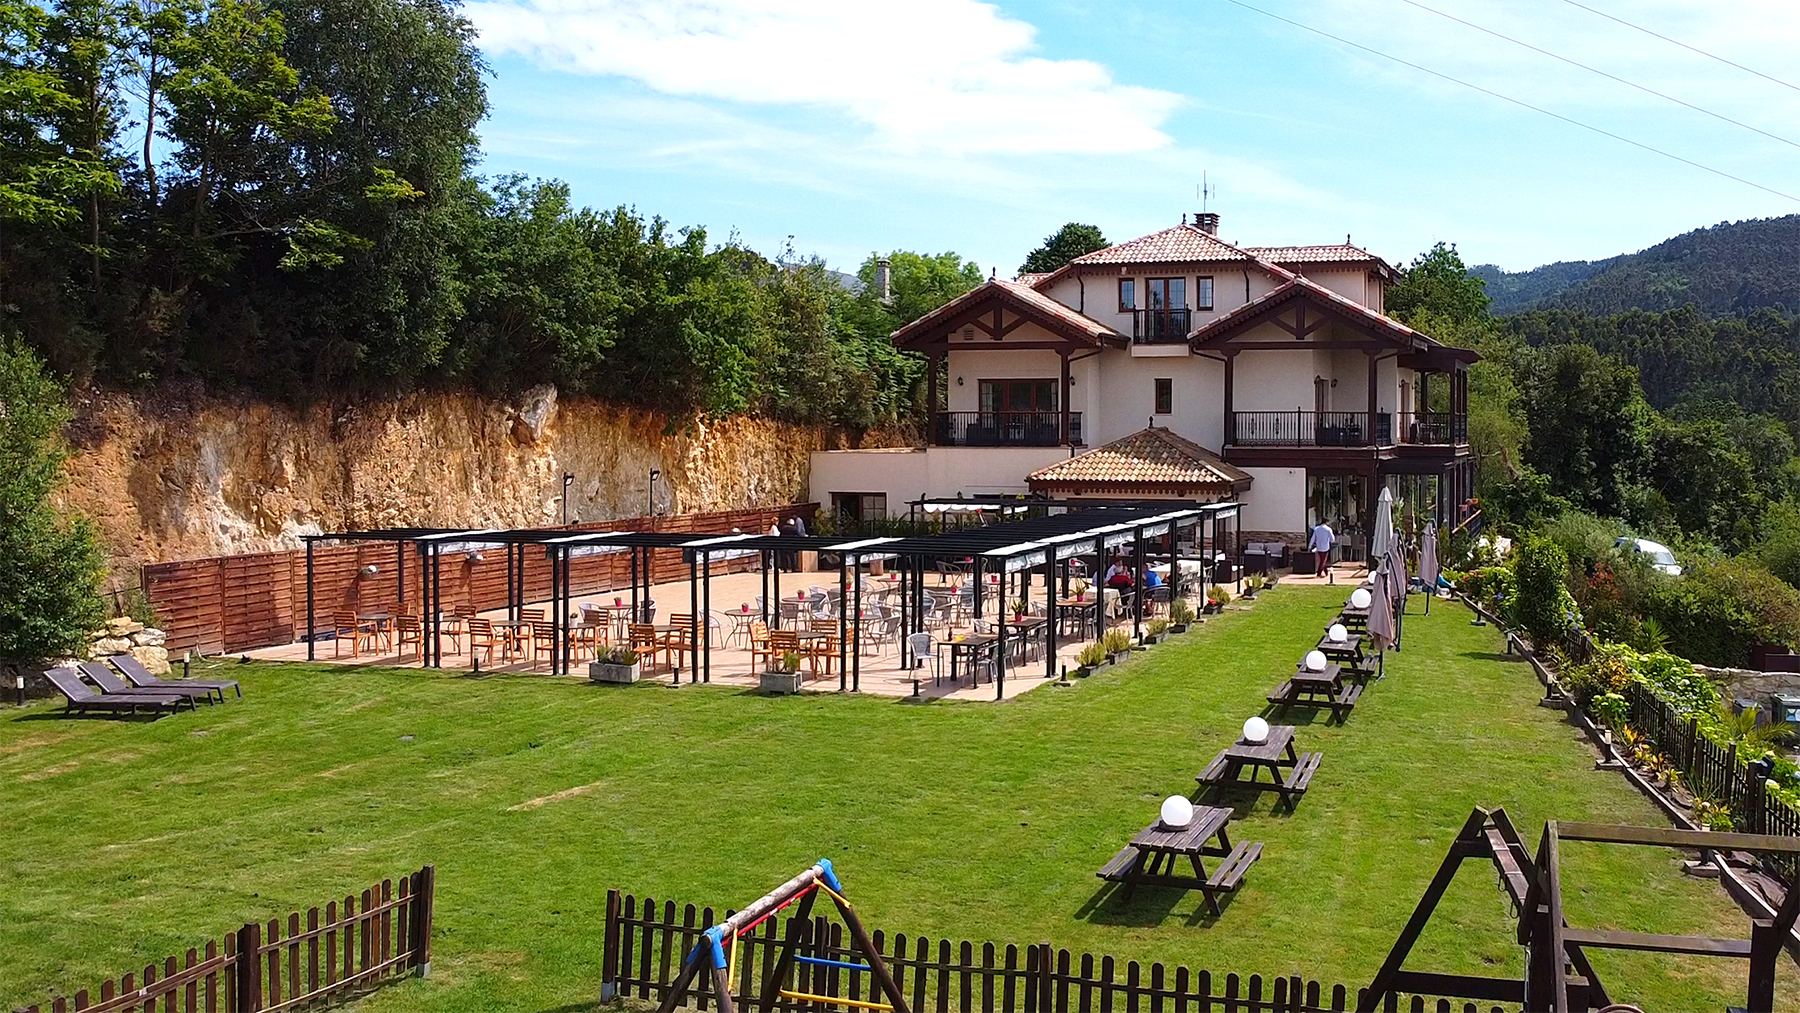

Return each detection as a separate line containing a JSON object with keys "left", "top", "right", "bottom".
{"left": 298, "top": 501, "right": 1239, "bottom": 698}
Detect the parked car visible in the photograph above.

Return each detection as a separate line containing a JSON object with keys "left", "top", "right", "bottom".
{"left": 1615, "top": 536, "right": 1682, "bottom": 576}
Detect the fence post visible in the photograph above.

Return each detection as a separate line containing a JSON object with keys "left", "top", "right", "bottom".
{"left": 415, "top": 864, "right": 435, "bottom": 978}
{"left": 601, "top": 888, "right": 621, "bottom": 1002}
{"left": 236, "top": 922, "right": 262, "bottom": 1012}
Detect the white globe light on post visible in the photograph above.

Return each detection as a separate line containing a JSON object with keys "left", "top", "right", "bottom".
{"left": 1304, "top": 650, "right": 1328, "bottom": 672}
{"left": 1242, "top": 716, "right": 1270, "bottom": 744}
{"left": 1160, "top": 795, "right": 1195, "bottom": 829}
{"left": 1350, "top": 588, "right": 1372, "bottom": 609}
{"left": 1328, "top": 623, "right": 1348, "bottom": 643}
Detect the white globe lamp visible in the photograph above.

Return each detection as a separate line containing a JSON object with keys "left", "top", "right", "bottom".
{"left": 1328, "top": 623, "right": 1348, "bottom": 643}
{"left": 1350, "top": 588, "right": 1372, "bottom": 609}
{"left": 1160, "top": 794, "right": 1194, "bottom": 829}
{"left": 1242, "top": 716, "right": 1270, "bottom": 744}
{"left": 1304, "top": 650, "right": 1328, "bottom": 672}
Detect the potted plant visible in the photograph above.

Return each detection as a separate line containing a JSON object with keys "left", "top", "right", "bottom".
{"left": 1071, "top": 579, "right": 1091, "bottom": 602}
{"left": 1009, "top": 598, "right": 1028, "bottom": 623}
{"left": 1074, "top": 641, "right": 1106, "bottom": 676}
{"left": 1241, "top": 574, "right": 1265, "bottom": 601}
{"left": 1168, "top": 598, "right": 1196, "bottom": 633}
{"left": 1143, "top": 618, "right": 1169, "bottom": 645}
{"left": 760, "top": 650, "right": 804, "bottom": 695}
{"left": 1203, "top": 585, "right": 1232, "bottom": 615}
{"left": 589, "top": 645, "right": 641, "bottom": 684}
{"left": 1101, "top": 629, "right": 1133, "bottom": 664}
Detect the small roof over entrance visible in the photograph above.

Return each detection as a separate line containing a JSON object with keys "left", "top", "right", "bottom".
{"left": 1026, "top": 426, "right": 1252, "bottom": 499}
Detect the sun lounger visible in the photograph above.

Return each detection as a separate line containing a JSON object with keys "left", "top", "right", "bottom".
{"left": 43, "top": 667, "right": 189, "bottom": 717}
{"left": 78, "top": 661, "right": 216, "bottom": 707}
{"left": 106, "top": 653, "right": 239, "bottom": 700}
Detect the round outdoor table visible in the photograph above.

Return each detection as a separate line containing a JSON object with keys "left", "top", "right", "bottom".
{"left": 725, "top": 609, "right": 759, "bottom": 647}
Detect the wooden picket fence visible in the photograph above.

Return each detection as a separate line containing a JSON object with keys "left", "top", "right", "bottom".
{"left": 142, "top": 504, "right": 816, "bottom": 655}
{"left": 18, "top": 866, "right": 433, "bottom": 1013}
{"left": 1624, "top": 681, "right": 1800, "bottom": 881}
{"left": 600, "top": 891, "right": 1511, "bottom": 1013}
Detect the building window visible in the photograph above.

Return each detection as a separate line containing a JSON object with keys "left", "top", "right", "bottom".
{"left": 1154, "top": 378, "right": 1173, "bottom": 415}
{"left": 979, "top": 379, "right": 1057, "bottom": 413}
{"left": 831, "top": 492, "right": 888, "bottom": 523}
{"left": 1118, "top": 278, "right": 1135, "bottom": 311}
{"left": 1146, "top": 277, "right": 1186, "bottom": 311}
{"left": 1197, "top": 276, "right": 1215, "bottom": 310}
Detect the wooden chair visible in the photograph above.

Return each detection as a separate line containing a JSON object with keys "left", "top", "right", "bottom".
{"left": 520, "top": 608, "right": 545, "bottom": 623}
{"left": 467, "top": 618, "right": 498, "bottom": 665}
{"left": 333, "top": 611, "right": 379, "bottom": 658}
{"left": 765, "top": 630, "right": 802, "bottom": 678}
{"left": 529, "top": 622, "right": 559, "bottom": 666}
{"left": 394, "top": 614, "right": 424, "bottom": 660}
{"left": 746, "top": 620, "right": 772, "bottom": 674}
{"left": 663, "top": 613, "right": 698, "bottom": 671}
{"left": 630, "top": 624, "right": 666, "bottom": 672}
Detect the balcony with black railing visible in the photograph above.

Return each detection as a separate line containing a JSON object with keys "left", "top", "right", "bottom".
{"left": 1228, "top": 410, "right": 1467, "bottom": 448}
{"left": 934, "top": 411, "right": 1082, "bottom": 447}
{"left": 1131, "top": 308, "right": 1191, "bottom": 344}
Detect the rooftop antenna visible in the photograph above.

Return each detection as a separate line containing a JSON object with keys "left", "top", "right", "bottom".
{"left": 1197, "top": 172, "right": 1216, "bottom": 213}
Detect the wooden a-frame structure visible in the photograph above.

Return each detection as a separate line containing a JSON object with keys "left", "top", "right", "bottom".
{"left": 655, "top": 859, "right": 911, "bottom": 1013}
{"left": 1361, "top": 807, "right": 1800, "bottom": 1012}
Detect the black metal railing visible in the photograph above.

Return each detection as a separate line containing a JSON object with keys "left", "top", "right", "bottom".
{"left": 934, "top": 411, "right": 1081, "bottom": 447}
{"left": 1229, "top": 410, "right": 1390, "bottom": 447}
{"left": 1131, "top": 308, "right": 1191, "bottom": 344}
{"left": 1397, "top": 411, "right": 1468, "bottom": 444}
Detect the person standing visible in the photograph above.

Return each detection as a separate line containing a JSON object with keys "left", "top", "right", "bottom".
{"left": 1308, "top": 520, "right": 1336, "bottom": 578}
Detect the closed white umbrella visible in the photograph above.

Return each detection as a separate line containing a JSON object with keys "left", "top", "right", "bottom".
{"left": 1371, "top": 486, "right": 1395, "bottom": 566}
{"left": 1418, "top": 522, "right": 1439, "bottom": 615}
{"left": 1367, "top": 561, "right": 1397, "bottom": 662}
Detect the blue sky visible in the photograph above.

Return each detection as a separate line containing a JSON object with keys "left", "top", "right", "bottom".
{"left": 464, "top": 1, "right": 1800, "bottom": 276}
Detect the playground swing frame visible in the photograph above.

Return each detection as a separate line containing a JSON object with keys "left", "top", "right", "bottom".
{"left": 653, "top": 859, "right": 912, "bottom": 1013}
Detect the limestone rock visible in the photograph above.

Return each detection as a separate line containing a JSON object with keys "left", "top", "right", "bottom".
{"left": 90, "top": 637, "right": 133, "bottom": 656}
{"left": 509, "top": 384, "right": 559, "bottom": 446}
{"left": 106, "top": 617, "right": 145, "bottom": 635}
{"left": 134, "top": 627, "right": 168, "bottom": 647}
{"left": 129, "top": 645, "right": 172, "bottom": 676}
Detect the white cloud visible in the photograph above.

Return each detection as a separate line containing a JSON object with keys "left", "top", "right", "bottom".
{"left": 464, "top": 0, "right": 1182, "bottom": 155}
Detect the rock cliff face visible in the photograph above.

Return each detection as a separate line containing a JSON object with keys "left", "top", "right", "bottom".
{"left": 57, "top": 385, "right": 860, "bottom": 578}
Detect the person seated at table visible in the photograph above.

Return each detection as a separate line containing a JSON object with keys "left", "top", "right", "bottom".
{"left": 1142, "top": 566, "right": 1164, "bottom": 590}
{"left": 1104, "top": 556, "right": 1134, "bottom": 590}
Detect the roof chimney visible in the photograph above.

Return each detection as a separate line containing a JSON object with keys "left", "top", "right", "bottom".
{"left": 876, "top": 257, "right": 892, "bottom": 304}
{"left": 1195, "top": 212, "right": 1220, "bottom": 236}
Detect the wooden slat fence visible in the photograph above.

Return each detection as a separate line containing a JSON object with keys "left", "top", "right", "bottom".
{"left": 600, "top": 891, "right": 1512, "bottom": 1013}
{"left": 1625, "top": 682, "right": 1800, "bottom": 881}
{"left": 18, "top": 865, "right": 433, "bottom": 1013}
{"left": 143, "top": 505, "right": 816, "bottom": 655}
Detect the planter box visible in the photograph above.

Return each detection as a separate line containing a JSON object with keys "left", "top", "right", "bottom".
{"left": 1142, "top": 633, "right": 1164, "bottom": 646}
{"left": 589, "top": 661, "right": 640, "bottom": 685}
{"left": 1107, "top": 651, "right": 1131, "bottom": 666}
{"left": 760, "top": 669, "right": 803, "bottom": 695}
{"left": 1202, "top": 602, "right": 1224, "bottom": 615}
{"left": 1169, "top": 622, "right": 1190, "bottom": 634}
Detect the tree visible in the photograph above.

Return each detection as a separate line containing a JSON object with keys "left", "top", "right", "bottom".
{"left": 0, "top": 341, "right": 107, "bottom": 663}
{"left": 1388, "top": 242, "right": 1490, "bottom": 325}
{"left": 1518, "top": 344, "right": 1656, "bottom": 520}
{"left": 1018, "top": 222, "right": 1106, "bottom": 275}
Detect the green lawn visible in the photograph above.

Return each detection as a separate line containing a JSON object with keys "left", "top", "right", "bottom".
{"left": 2, "top": 587, "right": 1786, "bottom": 1012}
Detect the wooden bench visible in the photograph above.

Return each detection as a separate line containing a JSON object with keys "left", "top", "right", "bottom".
{"left": 1096, "top": 845, "right": 1140, "bottom": 882}
{"left": 1275, "top": 752, "right": 1323, "bottom": 812}
{"left": 1195, "top": 751, "right": 1231, "bottom": 787}
{"left": 1205, "top": 841, "right": 1263, "bottom": 897}
{"left": 1330, "top": 682, "right": 1364, "bottom": 723}
{"left": 1265, "top": 680, "right": 1294, "bottom": 709}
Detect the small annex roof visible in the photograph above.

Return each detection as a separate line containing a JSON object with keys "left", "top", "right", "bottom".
{"left": 891, "top": 278, "right": 1124, "bottom": 349}
{"left": 1188, "top": 274, "right": 1477, "bottom": 362}
{"left": 1247, "top": 243, "right": 1398, "bottom": 280}
{"left": 1026, "top": 426, "right": 1252, "bottom": 494}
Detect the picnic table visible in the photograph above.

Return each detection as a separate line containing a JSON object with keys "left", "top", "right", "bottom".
{"left": 1314, "top": 632, "right": 1373, "bottom": 679}
{"left": 1195, "top": 725, "right": 1322, "bottom": 813}
{"left": 1266, "top": 661, "right": 1362, "bottom": 724}
{"left": 1095, "top": 806, "right": 1263, "bottom": 914}
{"left": 1338, "top": 606, "right": 1370, "bottom": 632}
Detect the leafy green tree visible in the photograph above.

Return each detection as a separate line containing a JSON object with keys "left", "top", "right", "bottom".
{"left": 1758, "top": 499, "right": 1800, "bottom": 590}
{"left": 1649, "top": 418, "right": 1762, "bottom": 550}
{"left": 1513, "top": 534, "right": 1578, "bottom": 647}
{"left": 0, "top": 341, "right": 107, "bottom": 663}
{"left": 1018, "top": 222, "right": 1106, "bottom": 275}
{"left": 39, "top": 0, "right": 129, "bottom": 296}
{"left": 853, "top": 250, "right": 983, "bottom": 327}
{"left": 1388, "top": 242, "right": 1490, "bottom": 325}
{"left": 1519, "top": 344, "right": 1656, "bottom": 520}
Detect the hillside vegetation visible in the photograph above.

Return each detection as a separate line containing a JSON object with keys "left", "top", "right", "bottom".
{"left": 1472, "top": 215, "right": 1800, "bottom": 316}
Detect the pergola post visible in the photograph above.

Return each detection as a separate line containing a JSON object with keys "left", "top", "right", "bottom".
{"left": 396, "top": 542, "right": 406, "bottom": 608}
{"left": 305, "top": 540, "right": 316, "bottom": 661}
{"left": 838, "top": 553, "right": 848, "bottom": 691}
{"left": 851, "top": 554, "right": 862, "bottom": 692}
{"left": 630, "top": 546, "right": 639, "bottom": 626}
{"left": 1044, "top": 544, "right": 1057, "bottom": 679}
{"left": 1093, "top": 545, "right": 1105, "bottom": 641}
{"left": 972, "top": 556, "right": 984, "bottom": 620}
{"left": 702, "top": 552, "right": 712, "bottom": 684}
{"left": 771, "top": 548, "right": 781, "bottom": 629}
{"left": 687, "top": 557, "right": 698, "bottom": 684}
{"left": 1132, "top": 527, "right": 1144, "bottom": 643}
{"left": 995, "top": 566, "right": 1007, "bottom": 702}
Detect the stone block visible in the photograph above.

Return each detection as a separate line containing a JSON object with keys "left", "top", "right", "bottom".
{"left": 129, "top": 645, "right": 172, "bottom": 676}
{"left": 106, "top": 618, "right": 146, "bottom": 635}
{"left": 90, "top": 637, "right": 133, "bottom": 656}
{"left": 134, "top": 628, "right": 168, "bottom": 647}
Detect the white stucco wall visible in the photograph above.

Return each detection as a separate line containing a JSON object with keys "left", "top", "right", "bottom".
{"left": 808, "top": 447, "right": 1072, "bottom": 508}
{"left": 1239, "top": 466, "right": 1306, "bottom": 533}
{"left": 1090, "top": 350, "right": 1224, "bottom": 449}
{"left": 944, "top": 347, "right": 1067, "bottom": 412}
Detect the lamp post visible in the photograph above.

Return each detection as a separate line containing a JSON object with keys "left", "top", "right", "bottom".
{"left": 562, "top": 473, "right": 575, "bottom": 525}
{"left": 649, "top": 468, "right": 661, "bottom": 517}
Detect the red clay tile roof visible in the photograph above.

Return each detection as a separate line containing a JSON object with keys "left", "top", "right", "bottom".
{"left": 1027, "top": 426, "right": 1251, "bottom": 489}
{"left": 1015, "top": 271, "right": 1054, "bottom": 286}
{"left": 1248, "top": 244, "right": 1398, "bottom": 279}
{"left": 890, "top": 279, "right": 1124, "bottom": 348}
{"left": 1069, "top": 224, "right": 1255, "bottom": 266}
{"left": 1188, "top": 275, "right": 1427, "bottom": 348}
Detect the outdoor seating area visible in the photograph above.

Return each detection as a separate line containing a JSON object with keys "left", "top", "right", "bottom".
{"left": 253, "top": 502, "right": 1245, "bottom": 701}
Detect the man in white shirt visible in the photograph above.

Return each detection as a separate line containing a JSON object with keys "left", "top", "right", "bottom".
{"left": 1308, "top": 521, "right": 1336, "bottom": 578}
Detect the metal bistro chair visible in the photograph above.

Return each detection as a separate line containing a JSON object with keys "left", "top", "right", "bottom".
{"left": 905, "top": 632, "right": 940, "bottom": 685}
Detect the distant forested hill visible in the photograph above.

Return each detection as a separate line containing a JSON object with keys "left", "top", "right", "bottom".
{"left": 1471, "top": 215, "right": 1800, "bottom": 316}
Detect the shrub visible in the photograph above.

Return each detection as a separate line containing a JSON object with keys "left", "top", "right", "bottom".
{"left": 1642, "top": 555, "right": 1800, "bottom": 667}
{"left": 1206, "top": 585, "right": 1232, "bottom": 605}
{"left": 1513, "top": 536, "right": 1580, "bottom": 647}
{"left": 1145, "top": 619, "right": 1168, "bottom": 638}
{"left": 1101, "top": 629, "right": 1133, "bottom": 654}
{"left": 1540, "top": 509, "right": 1621, "bottom": 577}
{"left": 1168, "top": 598, "right": 1195, "bottom": 625}
{"left": 1075, "top": 642, "right": 1106, "bottom": 668}
{"left": 596, "top": 645, "right": 638, "bottom": 665}
{"left": 0, "top": 343, "right": 108, "bottom": 664}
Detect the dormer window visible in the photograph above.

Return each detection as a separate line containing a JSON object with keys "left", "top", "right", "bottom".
{"left": 1118, "top": 278, "right": 1135, "bottom": 311}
